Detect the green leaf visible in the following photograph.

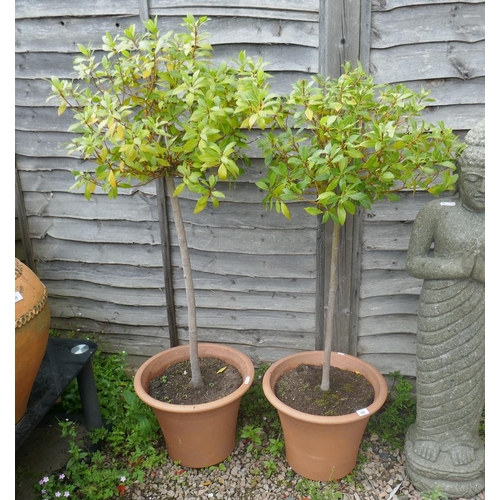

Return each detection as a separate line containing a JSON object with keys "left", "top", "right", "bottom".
{"left": 173, "top": 182, "right": 186, "bottom": 197}
{"left": 346, "top": 148, "right": 364, "bottom": 159}
{"left": 304, "top": 207, "right": 323, "bottom": 216}
{"left": 57, "top": 102, "right": 67, "bottom": 116}
{"left": 123, "top": 389, "right": 137, "bottom": 406}
{"left": 194, "top": 196, "right": 208, "bottom": 213}
{"left": 337, "top": 205, "right": 347, "bottom": 225}
{"left": 280, "top": 202, "right": 290, "bottom": 219}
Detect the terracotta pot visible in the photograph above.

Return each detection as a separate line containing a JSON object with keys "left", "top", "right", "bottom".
{"left": 262, "top": 350, "right": 387, "bottom": 481}
{"left": 15, "top": 259, "right": 50, "bottom": 424}
{"left": 134, "top": 343, "right": 255, "bottom": 468}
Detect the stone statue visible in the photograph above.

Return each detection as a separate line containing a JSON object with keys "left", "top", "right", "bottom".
{"left": 404, "top": 119, "right": 485, "bottom": 498}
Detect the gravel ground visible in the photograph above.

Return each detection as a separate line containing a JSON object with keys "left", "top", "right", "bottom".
{"left": 123, "top": 434, "right": 485, "bottom": 500}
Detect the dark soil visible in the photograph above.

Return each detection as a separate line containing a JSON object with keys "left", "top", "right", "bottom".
{"left": 149, "top": 357, "right": 242, "bottom": 405}
{"left": 275, "top": 363, "right": 374, "bottom": 416}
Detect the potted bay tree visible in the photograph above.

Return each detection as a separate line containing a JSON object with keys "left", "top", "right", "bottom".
{"left": 48, "top": 15, "right": 277, "bottom": 468}
{"left": 256, "top": 62, "right": 465, "bottom": 480}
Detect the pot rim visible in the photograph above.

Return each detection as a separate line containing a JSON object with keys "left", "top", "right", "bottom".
{"left": 262, "top": 350, "right": 388, "bottom": 425}
{"left": 134, "top": 343, "right": 255, "bottom": 414}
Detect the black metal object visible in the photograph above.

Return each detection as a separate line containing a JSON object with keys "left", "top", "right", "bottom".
{"left": 15, "top": 338, "right": 104, "bottom": 450}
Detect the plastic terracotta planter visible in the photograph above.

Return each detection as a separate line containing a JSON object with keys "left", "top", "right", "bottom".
{"left": 15, "top": 258, "right": 50, "bottom": 424}
{"left": 262, "top": 350, "right": 388, "bottom": 481}
{"left": 134, "top": 343, "right": 254, "bottom": 468}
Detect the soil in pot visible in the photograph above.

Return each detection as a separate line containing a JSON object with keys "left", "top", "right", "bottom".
{"left": 149, "top": 357, "right": 242, "bottom": 405}
{"left": 275, "top": 363, "right": 374, "bottom": 416}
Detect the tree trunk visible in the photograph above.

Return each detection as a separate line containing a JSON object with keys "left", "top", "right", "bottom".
{"left": 165, "top": 176, "right": 203, "bottom": 387}
{"left": 321, "top": 222, "right": 340, "bottom": 391}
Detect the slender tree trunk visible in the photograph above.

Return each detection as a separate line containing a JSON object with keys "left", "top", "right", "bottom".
{"left": 165, "top": 176, "right": 203, "bottom": 387}
{"left": 321, "top": 222, "right": 340, "bottom": 391}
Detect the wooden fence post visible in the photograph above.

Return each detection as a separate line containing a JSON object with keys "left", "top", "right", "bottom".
{"left": 138, "top": 0, "right": 179, "bottom": 348}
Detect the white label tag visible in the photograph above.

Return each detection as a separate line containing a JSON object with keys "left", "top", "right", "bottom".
{"left": 337, "top": 352, "right": 345, "bottom": 356}
{"left": 244, "top": 376, "right": 250, "bottom": 384}
{"left": 440, "top": 201, "right": 455, "bottom": 206}
{"left": 356, "top": 408, "right": 370, "bottom": 417}
{"left": 15, "top": 291, "right": 23, "bottom": 303}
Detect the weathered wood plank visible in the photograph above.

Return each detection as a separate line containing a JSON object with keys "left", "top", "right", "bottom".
{"left": 14, "top": 130, "right": 266, "bottom": 164}
{"left": 362, "top": 250, "right": 408, "bottom": 271}
{"left": 15, "top": 0, "right": 139, "bottom": 19}
{"left": 15, "top": 0, "right": 320, "bottom": 19}
{"left": 357, "top": 333, "right": 416, "bottom": 355}
{"left": 16, "top": 101, "right": 484, "bottom": 137}
{"left": 150, "top": 7, "right": 318, "bottom": 21}
{"left": 49, "top": 319, "right": 314, "bottom": 349}
{"left": 371, "top": 3, "right": 484, "bottom": 48}
{"left": 32, "top": 237, "right": 316, "bottom": 278}
{"left": 15, "top": 45, "right": 318, "bottom": 79}
{"left": 49, "top": 320, "right": 315, "bottom": 362}
{"left": 23, "top": 191, "right": 159, "bottom": 221}
{"left": 358, "top": 314, "right": 418, "bottom": 335}
{"left": 37, "top": 261, "right": 316, "bottom": 293}
{"left": 362, "top": 221, "right": 413, "bottom": 251}
{"left": 16, "top": 17, "right": 319, "bottom": 53}
{"left": 418, "top": 104, "right": 484, "bottom": 131}
{"left": 16, "top": 16, "right": 140, "bottom": 53}
{"left": 370, "top": 41, "right": 485, "bottom": 83}
{"left": 359, "top": 294, "right": 419, "bottom": 317}
{"left": 149, "top": 0, "right": 319, "bottom": 11}
{"left": 18, "top": 163, "right": 274, "bottom": 194}
{"left": 364, "top": 192, "right": 455, "bottom": 222}
{"left": 45, "top": 279, "right": 315, "bottom": 312}
{"left": 49, "top": 296, "right": 316, "bottom": 330}
{"left": 360, "top": 270, "right": 422, "bottom": 298}
{"left": 21, "top": 188, "right": 313, "bottom": 229}
{"left": 402, "top": 77, "right": 485, "bottom": 106}
{"left": 27, "top": 216, "right": 316, "bottom": 255}
{"left": 372, "top": 0, "right": 483, "bottom": 12}
{"left": 359, "top": 353, "right": 416, "bottom": 377}
{"left": 16, "top": 77, "right": 485, "bottom": 108}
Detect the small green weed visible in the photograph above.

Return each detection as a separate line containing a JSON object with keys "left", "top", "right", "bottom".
{"left": 239, "top": 424, "right": 264, "bottom": 454}
{"left": 262, "top": 459, "right": 277, "bottom": 478}
{"left": 295, "top": 478, "right": 343, "bottom": 500}
{"left": 31, "top": 345, "right": 166, "bottom": 499}
{"left": 420, "top": 485, "right": 449, "bottom": 500}
{"left": 266, "top": 437, "right": 284, "bottom": 457}
{"left": 366, "top": 371, "right": 416, "bottom": 449}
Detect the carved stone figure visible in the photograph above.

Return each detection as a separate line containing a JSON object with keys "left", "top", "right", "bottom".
{"left": 404, "top": 120, "right": 485, "bottom": 498}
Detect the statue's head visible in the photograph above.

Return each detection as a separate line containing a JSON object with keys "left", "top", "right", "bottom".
{"left": 456, "top": 119, "right": 485, "bottom": 212}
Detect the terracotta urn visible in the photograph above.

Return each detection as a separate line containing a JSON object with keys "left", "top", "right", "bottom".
{"left": 134, "top": 343, "right": 255, "bottom": 468}
{"left": 15, "top": 258, "right": 50, "bottom": 424}
{"left": 262, "top": 350, "right": 388, "bottom": 481}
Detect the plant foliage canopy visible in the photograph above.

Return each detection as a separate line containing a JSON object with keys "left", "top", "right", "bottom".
{"left": 49, "top": 15, "right": 276, "bottom": 212}
{"left": 257, "top": 62, "right": 464, "bottom": 225}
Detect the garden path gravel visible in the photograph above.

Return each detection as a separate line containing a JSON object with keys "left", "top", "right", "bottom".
{"left": 124, "top": 434, "right": 485, "bottom": 500}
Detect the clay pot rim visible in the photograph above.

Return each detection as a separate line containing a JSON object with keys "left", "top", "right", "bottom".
{"left": 134, "top": 343, "right": 255, "bottom": 414}
{"left": 262, "top": 350, "right": 388, "bottom": 425}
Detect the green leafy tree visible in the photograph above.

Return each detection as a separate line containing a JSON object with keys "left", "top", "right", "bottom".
{"left": 257, "top": 62, "right": 464, "bottom": 391}
{"left": 48, "top": 15, "right": 276, "bottom": 387}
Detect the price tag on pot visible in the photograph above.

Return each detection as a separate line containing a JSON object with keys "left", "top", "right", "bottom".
{"left": 356, "top": 408, "right": 370, "bottom": 417}
{"left": 15, "top": 292, "right": 23, "bottom": 302}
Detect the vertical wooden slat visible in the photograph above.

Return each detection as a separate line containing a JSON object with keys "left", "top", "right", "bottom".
{"left": 348, "top": 207, "right": 363, "bottom": 356}
{"left": 359, "top": 0, "right": 372, "bottom": 70}
{"left": 314, "top": 215, "right": 326, "bottom": 350}
{"left": 15, "top": 162, "right": 37, "bottom": 273}
{"left": 138, "top": 0, "right": 178, "bottom": 347}
{"left": 155, "top": 177, "right": 179, "bottom": 348}
{"left": 319, "top": 0, "right": 363, "bottom": 78}
{"left": 318, "top": 0, "right": 368, "bottom": 355}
